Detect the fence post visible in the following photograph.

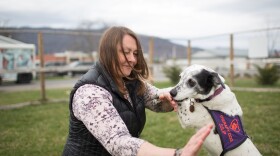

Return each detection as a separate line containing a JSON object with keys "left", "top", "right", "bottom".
{"left": 187, "top": 40, "right": 192, "bottom": 66}
{"left": 37, "top": 32, "right": 47, "bottom": 101}
{"left": 149, "top": 37, "right": 154, "bottom": 83}
{"left": 229, "top": 34, "right": 235, "bottom": 86}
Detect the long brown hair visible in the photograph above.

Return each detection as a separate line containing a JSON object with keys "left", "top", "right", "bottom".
{"left": 99, "top": 26, "right": 149, "bottom": 95}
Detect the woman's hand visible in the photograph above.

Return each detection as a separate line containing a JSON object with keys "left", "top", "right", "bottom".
{"left": 158, "top": 92, "right": 178, "bottom": 111}
{"left": 181, "top": 124, "right": 213, "bottom": 156}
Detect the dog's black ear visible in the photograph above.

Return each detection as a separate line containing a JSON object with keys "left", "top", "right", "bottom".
{"left": 194, "top": 69, "right": 215, "bottom": 94}
{"left": 210, "top": 72, "right": 225, "bottom": 88}
{"left": 195, "top": 69, "right": 225, "bottom": 94}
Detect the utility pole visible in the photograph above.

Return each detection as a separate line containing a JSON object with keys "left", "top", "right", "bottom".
{"left": 229, "top": 34, "right": 234, "bottom": 87}
{"left": 38, "top": 32, "right": 47, "bottom": 102}
{"left": 149, "top": 37, "right": 154, "bottom": 83}
{"left": 187, "top": 40, "right": 192, "bottom": 66}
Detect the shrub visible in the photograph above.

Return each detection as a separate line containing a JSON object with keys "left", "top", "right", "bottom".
{"left": 255, "top": 64, "right": 279, "bottom": 85}
{"left": 162, "top": 65, "right": 182, "bottom": 85}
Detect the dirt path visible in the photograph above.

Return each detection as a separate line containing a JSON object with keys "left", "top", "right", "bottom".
{"left": 1, "top": 87, "right": 279, "bottom": 110}
{"left": 232, "top": 87, "right": 280, "bottom": 92}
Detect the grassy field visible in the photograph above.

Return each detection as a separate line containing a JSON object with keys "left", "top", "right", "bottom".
{"left": 0, "top": 79, "right": 280, "bottom": 155}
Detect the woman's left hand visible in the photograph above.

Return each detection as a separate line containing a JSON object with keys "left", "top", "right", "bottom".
{"left": 158, "top": 92, "right": 178, "bottom": 111}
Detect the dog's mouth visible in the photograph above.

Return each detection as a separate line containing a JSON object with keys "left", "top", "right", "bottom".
{"left": 174, "top": 97, "right": 189, "bottom": 103}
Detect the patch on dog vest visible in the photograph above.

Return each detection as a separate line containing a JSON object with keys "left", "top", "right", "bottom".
{"left": 206, "top": 107, "right": 248, "bottom": 156}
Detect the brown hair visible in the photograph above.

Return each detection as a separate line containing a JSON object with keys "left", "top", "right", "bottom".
{"left": 99, "top": 26, "right": 149, "bottom": 95}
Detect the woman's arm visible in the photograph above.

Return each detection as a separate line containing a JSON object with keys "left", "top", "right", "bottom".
{"left": 137, "top": 142, "right": 175, "bottom": 156}
{"left": 72, "top": 84, "right": 144, "bottom": 156}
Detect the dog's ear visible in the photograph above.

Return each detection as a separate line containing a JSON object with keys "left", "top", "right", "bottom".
{"left": 195, "top": 69, "right": 225, "bottom": 95}
{"left": 195, "top": 69, "right": 216, "bottom": 94}
{"left": 210, "top": 72, "right": 225, "bottom": 88}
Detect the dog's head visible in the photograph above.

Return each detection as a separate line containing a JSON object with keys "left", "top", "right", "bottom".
{"left": 170, "top": 64, "right": 225, "bottom": 102}
{"left": 170, "top": 65, "right": 243, "bottom": 129}
{"left": 170, "top": 64, "right": 226, "bottom": 128}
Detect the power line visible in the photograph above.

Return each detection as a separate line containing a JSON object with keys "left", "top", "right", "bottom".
{"left": 169, "top": 26, "right": 280, "bottom": 41}
{"left": 0, "top": 28, "right": 103, "bottom": 36}
{"left": 1, "top": 26, "right": 280, "bottom": 41}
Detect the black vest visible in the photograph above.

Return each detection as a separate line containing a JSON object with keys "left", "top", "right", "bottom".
{"left": 62, "top": 62, "right": 146, "bottom": 156}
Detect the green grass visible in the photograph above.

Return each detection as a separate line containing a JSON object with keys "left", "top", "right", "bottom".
{"left": 0, "top": 89, "right": 71, "bottom": 106}
{"left": 0, "top": 103, "right": 69, "bottom": 156}
{"left": 234, "top": 91, "right": 280, "bottom": 155}
{"left": 0, "top": 80, "right": 280, "bottom": 155}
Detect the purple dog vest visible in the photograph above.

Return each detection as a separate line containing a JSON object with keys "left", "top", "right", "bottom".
{"left": 206, "top": 107, "right": 248, "bottom": 156}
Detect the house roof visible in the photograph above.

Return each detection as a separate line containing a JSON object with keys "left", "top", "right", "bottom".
{"left": 35, "top": 54, "right": 66, "bottom": 62}
{"left": 0, "top": 35, "right": 35, "bottom": 49}
{"left": 191, "top": 47, "right": 248, "bottom": 59}
{"left": 193, "top": 51, "right": 220, "bottom": 58}
{"left": 206, "top": 47, "right": 248, "bottom": 57}
{"left": 0, "top": 35, "right": 25, "bottom": 44}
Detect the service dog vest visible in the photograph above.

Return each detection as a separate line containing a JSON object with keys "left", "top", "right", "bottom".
{"left": 205, "top": 107, "right": 248, "bottom": 156}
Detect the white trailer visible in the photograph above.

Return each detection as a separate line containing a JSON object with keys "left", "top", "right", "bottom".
{"left": 0, "top": 35, "right": 36, "bottom": 84}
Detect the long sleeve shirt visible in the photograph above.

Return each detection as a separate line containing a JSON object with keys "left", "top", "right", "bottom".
{"left": 72, "top": 82, "right": 173, "bottom": 156}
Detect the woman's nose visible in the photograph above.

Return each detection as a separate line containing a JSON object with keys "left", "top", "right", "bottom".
{"left": 127, "top": 53, "right": 136, "bottom": 62}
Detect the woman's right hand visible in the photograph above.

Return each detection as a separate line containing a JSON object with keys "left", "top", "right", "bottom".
{"left": 181, "top": 124, "right": 213, "bottom": 156}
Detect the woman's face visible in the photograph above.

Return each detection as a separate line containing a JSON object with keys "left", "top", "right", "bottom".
{"left": 117, "top": 34, "right": 138, "bottom": 77}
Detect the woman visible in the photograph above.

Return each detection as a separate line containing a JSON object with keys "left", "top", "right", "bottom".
{"left": 62, "top": 26, "right": 212, "bottom": 156}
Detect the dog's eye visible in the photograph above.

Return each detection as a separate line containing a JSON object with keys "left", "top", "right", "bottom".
{"left": 187, "top": 79, "right": 196, "bottom": 87}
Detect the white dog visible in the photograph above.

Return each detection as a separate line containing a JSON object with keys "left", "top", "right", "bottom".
{"left": 170, "top": 64, "right": 262, "bottom": 156}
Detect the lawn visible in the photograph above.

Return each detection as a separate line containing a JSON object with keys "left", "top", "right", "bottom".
{"left": 0, "top": 80, "right": 280, "bottom": 156}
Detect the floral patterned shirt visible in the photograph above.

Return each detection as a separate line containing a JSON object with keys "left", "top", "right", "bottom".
{"left": 72, "top": 82, "right": 172, "bottom": 156}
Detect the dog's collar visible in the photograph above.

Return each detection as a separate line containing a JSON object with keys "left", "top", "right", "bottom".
{"left": 195, "top": 86, "right": 224, "bottom": 103}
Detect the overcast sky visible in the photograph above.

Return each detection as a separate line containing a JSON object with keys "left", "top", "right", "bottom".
{"left": 0, "top": 0, "right": 280, "bottom": 40}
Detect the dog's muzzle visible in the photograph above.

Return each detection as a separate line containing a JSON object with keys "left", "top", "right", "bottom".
{"left": 170, "top": 88, "right": 189, "bottom": 103}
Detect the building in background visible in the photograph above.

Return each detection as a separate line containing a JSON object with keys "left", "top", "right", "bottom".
{"left": 0, "top": 35, "right": 36, "bottom": 84}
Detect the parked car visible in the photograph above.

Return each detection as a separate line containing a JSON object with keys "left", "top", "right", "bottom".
{"left": 58, "top": 61, "right": 94, "bottom": 77}
{"left": 44, "top": 61, "right": 66, "bottom": 76}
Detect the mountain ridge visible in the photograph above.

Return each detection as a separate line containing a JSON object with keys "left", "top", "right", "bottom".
{"left": 0, "top": 27, "right": 202, "bottom": 60}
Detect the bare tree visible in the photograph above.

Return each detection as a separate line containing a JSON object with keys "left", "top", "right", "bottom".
{"left": 0, "top": 18, "right": 9, "bottom": 27}
{"left": 265, "top": 18, "right": 280, "bottom": 56}
{"left": 71, "top": 20, "right": 113, "bottom": 53}
{"left": 77, "top": 20, "right": 112, "bottom": 30}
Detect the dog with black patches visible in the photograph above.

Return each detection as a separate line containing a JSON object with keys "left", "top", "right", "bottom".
{"left": 170, "top": 64, "right": 261, "bottom": 156}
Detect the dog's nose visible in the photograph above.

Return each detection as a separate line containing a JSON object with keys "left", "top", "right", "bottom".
{"left": 170, "top": 89, "right": 177, "bottom": 97}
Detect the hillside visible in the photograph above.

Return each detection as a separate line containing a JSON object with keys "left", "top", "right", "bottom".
{"left": 0, "top": 27, "right": 202, "bottom": 60}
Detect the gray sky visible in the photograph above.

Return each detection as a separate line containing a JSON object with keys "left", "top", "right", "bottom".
{"left": 0, "top": 0, "right": 280, "bottom": 39}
